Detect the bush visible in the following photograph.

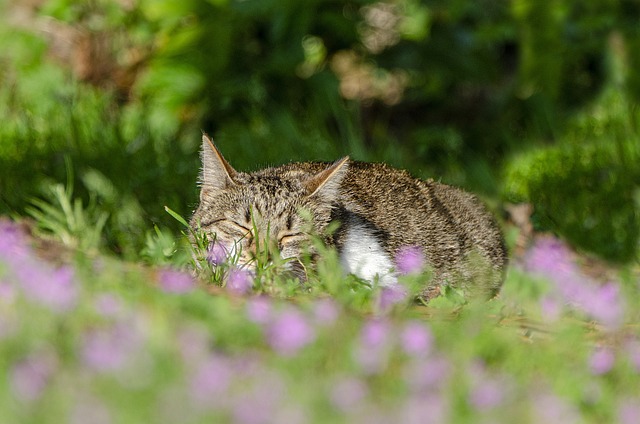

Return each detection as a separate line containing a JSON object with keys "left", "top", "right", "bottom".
{"left": 504, "top": 85, "right": 640, "bottom": 262}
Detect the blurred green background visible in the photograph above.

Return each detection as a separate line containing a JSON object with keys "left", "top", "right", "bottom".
{"left": 0, "top": 0, "right": 638, "bottom": 261}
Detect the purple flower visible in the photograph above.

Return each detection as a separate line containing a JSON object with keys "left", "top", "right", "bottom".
{"left": 404, "top": 355, "right": 451, "bottom": 391}
{"left": 266, "top": 308, "right": 315, "bottom": 356}
{"left": 619, "top": 398, "right": 640, "bottom": 424}
{"left": 533, "top": 392, "right": 580, "bottom": 424}
{"left": 329, "top": 377, "right": 368, "bottom": 412}
{"left": 400, "top": 392, "right": 448, "bottom": 424}
{"left": 18, "top": 265, "right": 78, "bottom": 312}
{"left": 81, "top": 323, "right": 143, "bottom": 373}
{"left": 312, "top": 298, "right": 339, "bottom": 326}
{"left": 190, "top": 354, "right": 233, "bottom": 407}
{"left": 207, "top": 240, "right": 230, "bottom": 265}
{"left": 226, "top": 267, "right": 253, "bottom": 295}
{"left": 360, "top": 319, "right": 391, "bottom": 348}
{"left": 354, "top": 319, "right": 392, "bottom": 374}
{"left": 0, "top": 220, "right": 30, "bottom": 260}
{"left": 467, "top": 362, "right": 510, "bottom": 411}
{"left": 400, "top": 321, "right": 432, "bottom": 357}
{"left": 469, "top": 378, "right": 505, "bottom": 411}
{"left": 93, "top": 293, "right": 125, "bottom": 318}
{"left": 176, "top": 324, "right": 212, "bottom": 364}
{"left": 589, "top": 347, "right": 615, "bottom": 375}
{"left": 578, "top": 282, "right": 624, "bottom": 329}
{"left": 11, "top": 350, "right": 58, "bottom": 402}
{"left": 395, "top": 246, "right": 425, "bottom": 275}
{"left": 158, "top": 268, "right": 195, "bottom": 294}
{"left": 377, "top": 283, "right": 408, "bottom": 312}
{"left": 230, "top": 373, "right": 284, "bottom": 424}
{"left": 539, "top": 295, "right": 563, "bottom": 322}
{"left": 524, "top": 237, "right": 577, "bottom": 279}
{"left": 246, "top": 296, "right": 272, "bottom": 324}
{"left": 525, "top": 237, "right": 625, "bottom": 329}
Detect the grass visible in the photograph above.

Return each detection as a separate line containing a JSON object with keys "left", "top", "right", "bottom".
{"left": 1, "top": 199, "right": 639, "bottom": 423}
{"left": 1, "top": 3, "right": 638, "bottom": 422}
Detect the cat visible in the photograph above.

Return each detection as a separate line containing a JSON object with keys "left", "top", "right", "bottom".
{"left": 190, "top": 134, "right": 507, "bottom": 300}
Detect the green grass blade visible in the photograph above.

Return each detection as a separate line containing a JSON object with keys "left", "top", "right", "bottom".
{"left": 164, "top": 206, "right": 189, "bottom": 228}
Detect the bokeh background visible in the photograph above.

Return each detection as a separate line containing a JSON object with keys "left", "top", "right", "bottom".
{"left": 0, "top": 0, "right": 638, "bottom": 262}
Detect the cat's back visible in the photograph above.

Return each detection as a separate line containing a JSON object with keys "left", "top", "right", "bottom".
{"left": 334, "top": 161, "right": 506, "bottom": 293}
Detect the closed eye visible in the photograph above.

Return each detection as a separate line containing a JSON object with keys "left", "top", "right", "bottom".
{"left": 221, "top": 220, "right": 252, "bottom": 238}
{"left": 278, "top": 232, "right": 306, "bottom": 245}
{"left": 231, "top": 222, "right": 252, "bottom": 233}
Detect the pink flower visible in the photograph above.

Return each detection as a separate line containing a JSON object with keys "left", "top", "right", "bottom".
{"left": 467, "top": 362, "right": 509, "bottom": 411}
{"left": 589, "top": 347, "right": 615, "bottom": 375}
{"left": 400, "top": 321, "right": 433, "bottom": 357}
{"left": 158, "top": 269, "right": 195, "bottom": 294}
{"left": 0, "top": 220, "right": 30, "bottom": 260}
{"left": 329, "top": 377, "right": 368, "bottom": 412}
{"left": 226, "top": 267, "right": 253, "bottom": 295}
{"left": 525, "top": 237, "right": 625, "bottom": 329}
{"left": 354, "top": 319, "right": 392, "bottom": 374}
{"left": 524, "top": 237, "right": 577, "bottom": 280}
{"left": 190, "top": 354, "right": 233, "bottom": 407}
{"left": 93, "top": 293, "right": 125, "bottom": 318}
{"left": 176, "top": 324, "right": 211, "bottom": 364}
{"left": 395, "top": 246, "right": 425, "bottom": 275}
{"left": 400, "top": 392, "right": 448, "bottom": 424}
{"left": 377, "top": 283, "right": 408, "bottom": 312}
{"left": 11, "top": 350, "right": 58, "bottom": 402}
{"left": 469, "top": 378, "right": 505, "bottom": 411}
{"left": 533, "top": 392, "right": 580, "bottom": 424}
{"left": 619, "top": 398, "right": 640, "bottom": 424}
{"left": 246, "top": 296, "right": 272, "bottom": 324}
{"left": 404, "top": 355, "right": 451, "bottom": 391}
{"left": 539, "top": 295, "right": 563, "bottom": 322}
{"left": 577, "top": 282, "right": 624, "bottom": 330}
{"left": 207, "top": 240, "right": 230, "bottom": 265}
{"left": 230, "top": 370, "right": 284, "bottom": 424}
{"left": 81, "top": 323, "right": 144, "bottom": 373}
{"left": 18, "top": 265, "right": 78, "bottom": 312}
{"left": 360, "top": 319, "right": 391, "bottom": 348}
{"left": 266, "top": 309, "right": 315, "bottom": 356}
{"left": 312, "top": 298, "right": 339, "bottom": 326}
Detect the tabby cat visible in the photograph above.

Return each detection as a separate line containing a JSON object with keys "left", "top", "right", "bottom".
{"left": 190, "top": 135, "right": 507, "bottom": 299}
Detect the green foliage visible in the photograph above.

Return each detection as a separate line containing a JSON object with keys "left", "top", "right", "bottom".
{"left": 1, "top": 217, "right": 639, "bottom": 423}
{"left": 1, "top": 0, "right": 639, "bottom": 259}
{"left": 504, "top": 85, "right": 640, "bottom": 262}
{"left": 26, "top": 183, "right": 109, "bottom": 253}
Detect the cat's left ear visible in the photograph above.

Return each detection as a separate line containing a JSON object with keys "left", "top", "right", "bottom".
{"left": 200, "top": 133, "right": 238, "bottom": 199}
{"left": 303, "top": 157, "right": 349, "bottom": 201}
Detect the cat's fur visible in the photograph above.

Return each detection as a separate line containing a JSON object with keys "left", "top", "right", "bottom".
{"left": 190, "top": 135, "right": 507, "bottom": 299}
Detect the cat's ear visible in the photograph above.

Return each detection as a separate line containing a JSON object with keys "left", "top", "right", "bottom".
{"left": 200, "top": 134, "right": 238, "bottom": 199}
{"left": 303, "top": 157, "right": 349, "bottom": 200}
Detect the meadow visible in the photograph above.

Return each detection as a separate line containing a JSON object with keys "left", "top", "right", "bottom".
{"left": 1, "top": 1, "right": 639, "bottom": 423}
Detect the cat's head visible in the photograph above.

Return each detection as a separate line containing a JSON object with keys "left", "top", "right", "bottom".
{"left": 190, "top": 134, "right": 348, "bottom": 279}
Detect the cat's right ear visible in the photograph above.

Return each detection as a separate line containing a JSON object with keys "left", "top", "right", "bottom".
{"left": 200, "top": 134, "right": 238, "bottom": 199}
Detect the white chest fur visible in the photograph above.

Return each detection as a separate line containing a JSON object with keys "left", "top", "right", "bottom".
{"left": 339, "top": 223, "right": 397, "bottom": 287}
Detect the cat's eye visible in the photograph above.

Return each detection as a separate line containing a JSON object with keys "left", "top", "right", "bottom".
{"left": 278, "top": 232, "right": 305, "bottom": 247}
{"left": 225, "top": 220, "right": 252, "bottom": 237}
{"left": 232, "top": 222, "right": 252, "bottom": 233}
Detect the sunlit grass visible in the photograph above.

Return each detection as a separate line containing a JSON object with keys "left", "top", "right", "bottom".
{"left": 1, "top": 213, "right": 639, "bottom": 423}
